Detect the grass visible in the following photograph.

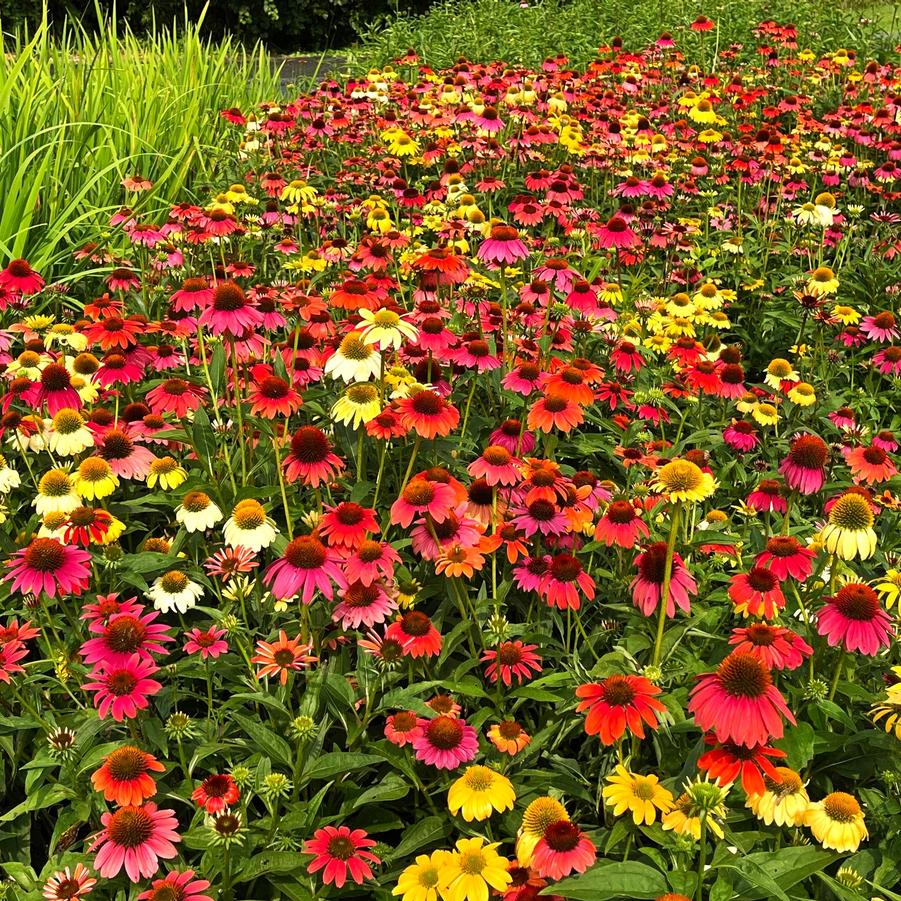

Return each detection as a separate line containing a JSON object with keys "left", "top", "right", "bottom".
{"left": 349, "top": 0, "right": 899, "bottom": 71}
{"left": 0, "top": 6, "right": 281, "bottom": 278}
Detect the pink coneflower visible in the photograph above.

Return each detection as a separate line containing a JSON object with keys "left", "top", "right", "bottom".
{"left": 319, "top": 502, "right": 379, "bottom": 550}
{"left": 170, "top": 277, "right": 214, "bottom": 312}
{"left": 728, "top": 568, "right": 786, "bottom": 618}
{"left": 385, "top": 710, "right": 422, "bottom": 747}
{"left": 96, "top": 429, "right": 156, "bottom": 480}
{"left": 532, "top": 821, "right": 597, "bottom": 880}
{"left": 412, "top": 715, "right": 479, "bottom": 769}
{"left": 539, "top": 553, "right": 596, "bottom": 610}
{"left": 81, "top": 609, "right": 173, "bottom": 667}
{"left": 0, "top": 258, "right": 44, "bottom": 294}
{"left": 779, "top": 434, "right": 829, "bottom": 494}
{"left": 755, "top": 536, "right": 814, "bottom": 581}
{"left": 0, "top": 640, "right": 28, "bottom": 683}
{"left": 689, "top": 652, "right": 795, "bottom": 748}
{"left": 724, "top": 420, "right": 759, "bottom": 452}
{"left": 481, "top": 641, "right": 542, "bottom": 686}
{"left": 146, "top": 378, "right": 206, "bottom": 418}
{"left": 283, "top": 426, "right": 344, "bottom": 487}
{"left": 697, "top": 737, "right": 785, "bottom": 797}
{"left": 263, "top": 536, "right": 346, "bottom": 603}
{"left": 385, "top": 611, "right": 442, "bottom": 658}
{"left": 860, "top": 311, "right": 899, "bottom": 343}
{"left": 477, "top": 224, "right": 529, "bottom": 266}
{"left": 873, "top": 346, "right": 901, "bottom": 375}
{"left": 184, "top": 627, "right": 229, "bottom": 659}
{"left": 846, "top": 444, "right": 898, "bottom": 484}
{"left": 468, "top": 445, "right": 521, "bottom": 486}
{"left": 873, "top": 429, "right": 899, "bottom": 452}
{"left": 630, "top": 542, "right": 697, "bottom": 617}
{"left": 342, "top": 539, "right": 400, "bottom": 586}
{"left": 503, "top": 362, "right": 543, "bottom": 397}
{"left": 83, "top": 655, "right": 162, "bottom": 721}
{"left": 828, "top": 407, "right": 856, "bottom": 431}
{"left": 718, "top": 363, "right": 747, "bottom": 399}
{"left": 390, "top": 478, "right": 457, "bottom": 528}
{"left": 511, "top": 499, "right": 569, "bottom": 538}
{"left": 191, "top": 774, "right": 240, "bottom": 813}
{"left": 5, "top": 538, "right": 91, "bottom": 598}
{"left": 594, "top": 500, "right": 649, "bottom": 548}
{"left": 332, "top": 580, "right": 397, "bottom": 630}
{"left": 817, "top": 583, "right": 893, "bottom": 655}
{"left": 747, "top": 479, "right": 787, "bottom": 514}
{"left": 203, "top": 546, "right": 258, "bottom": 581}
{"left": 595, "top": 216, "right": 640, "bottom": 249}
{"left": 138, "top": 869, "right": 213, "bottom": 901}
{"left": 729, "top": 623, "right": 812, "bottom": 671}
{"left": 33, "top": 363, "right": 82, "bottom": 415}
{"left": 304, "top": 825, "right": 380, "bottom": 888}
{"left": 198, "top": 281, "right": 262, "bottom": 336}
{"left": 247, "top": 375, "right": 302, "bottom": 418}
{"left": 80, "top": 593, "right": 143, "bottom": 624}
{"left": 90, "top": 802, "right": 180, "bottom": 881}
{"left": 487, "top": 419, "right": 533, "bottom": 456}
{"left": 42, "top": 863, "right": 96, "bottom": 900}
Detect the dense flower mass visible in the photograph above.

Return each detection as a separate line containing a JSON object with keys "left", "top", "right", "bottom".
{"left": 1, "top": 17, "right": 900, "bottom": 901}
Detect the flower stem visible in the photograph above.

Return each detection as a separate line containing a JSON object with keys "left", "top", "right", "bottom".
{"left": 695, "top": 814, "right": 708, "bottom": 901}
{"left": 652, "top": 503, "right": 682, "bottom": 667}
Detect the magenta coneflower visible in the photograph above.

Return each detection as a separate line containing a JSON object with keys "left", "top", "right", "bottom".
{"left": 873, "top": 346, "right": 901, "bottom": 375}
{"left": 481, "top": 641, "right": 542, "bottom": 686}
{"left": 80, "top": 609, "right": 173, "bottom": 667}
{"left": 90, "top": 801, "right": 180, "bottom": 881}
{"left": 595, "top": 216, "right": 640, "bottom": 250}
{"left": 83, "top": 655, "right": 162, "bottom": 721}
{"left": 729, "top": 623, "right": 812, "bottom": 671}
{"left": 5, "top": 538, "right": 91, "bottom": 598}
{"left": 689, "top": 652, "right": 795, "bottom": 748}
{"left": 263, "top": 535, "right": 346, "bottom": 603}
{"left": 755, "top": 535, "right": 816, "bottom": 581}
{"left": 33, "top": 363, "right": 83, "bottom": 415}
{"left": 412, "top": 715, "right": 479, "bottom": 769}
{"left": 630, "top": 542, "right": 697, "bottom": 617}
{"left": 137, "top": 869, "right": 213, "bottom": 901}
{"left": 594, "top": 500, "right": 649, "bottom": 548}
{"left": 860, "top": 311, "right": 899, "bottom": 343}
{"left": 477, "top": 225, "right": 529, "bottom": 266}
{"left": 532, "top": 821, "right": 597, "bottom": 880}
{"left": 332, "top": 580, "right": 397, "bottom": 630}
{"left": 817, "top": 583, "right": 893, "bottom": 655}
{"left": 390, "top": 478, "right": 457, "bottom": 528}
{"left": 304, "top": 825, "right": 380, "bottom": 888}
{"left": 724, "top": 420, "right": 759, "bottom": 452}
{"left": 198, "top": 281, "right": 262, "bottom": 336}
{"left": 283, "top": 426, "right": 345, "bottom": 487}
{"left": 183, "top": 627, "right": 229, "bottom": 659}
{"left": 342, "top": 539, "right": 400, "bottom": 586}
{"left": 728, "top": 567, "right": 786, "bottom": 618}
{"left": 468, "top": 445, "right": 521, "bottom": 486}
{"left": 779, "top": 434, "right": 829, "bottom": 494}
{"left": 0, "top": 258, "right": 44, "bottom": 294}
{"left": 747, "top": 479, "right": 787, "bottom": 514}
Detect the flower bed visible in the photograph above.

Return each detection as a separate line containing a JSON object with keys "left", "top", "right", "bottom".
{"left": 1, "top": 18, "right": 901, "bottom": 901}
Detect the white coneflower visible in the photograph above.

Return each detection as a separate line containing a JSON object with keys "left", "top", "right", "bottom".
{"left": 0, "top": 455, "right": 21, "bottom": 493}
{"left": 223, "top": 499, "right": 278, "bottom": 552}
{"left": 33, "top": 468, "right": 81, "bottom": 515}
{"left": 324, "top": 332, "right": 382, "bottom": 383}
{"left": 147, "top": 570, "right": 204, "bottom": 614}
{"left": 176, "top": 490, "right": 223, "bottom": 532}
{"left": 48, "top": 408, "right": 95, "bottom": 456}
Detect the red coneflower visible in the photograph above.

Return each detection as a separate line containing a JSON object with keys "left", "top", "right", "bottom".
{"left": 0, "top": 258, "right": 45, "bottom": 294}
{"left": 91, "top": 745, "right": 165, "bottom": 806}
{"left": 283, "top": 426, "right": 345, "bottom": 487}
{"left": 817, "top": 583, "right": 893, "bottom": 655}
{"left": 304, "top": 825, "right": 380, "bottom": 888}
{"left": 191, "top": 774, "right": 240, "bottom": 813}
{"left": 697, "top": 737, "right": 786, "bottom": 796}
{"left": 396, "top": 389, "right": 460, "bottom": 438}
{"left": 385, "top": 610, "right": 442, "bottom": 658}
{"left": 594, "top": 500, "right": 649, "bottom": 548}
{"left": 575, "top": 674, "right": 666, "bottom": 745}
{"left": 539, "top": 553, "right": 596, "bottom": 610}
{"left": 90, "top": 801, "right": 180, "bottom": 881}
{"left": 728, "top": 567, "right": 786, "bottom": 618}
{"left": 755, "top": 535, "right": 816, "bottom": 581}
{"left": 728, "top": 623, "right": 812, "bottom": 671}
{"left": 779, "top": 434, "right": 829, "bottom": 494}
{"left": 247, "top": 375, "right": 303, "bottom": 418}
{"left": 689, "top": 652, "right": 795, "bottom": 748}
{"left": 481, "top": 641, "right": 543, "bottom": 686}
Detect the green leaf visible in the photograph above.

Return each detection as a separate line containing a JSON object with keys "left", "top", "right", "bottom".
{"left": 235, "top": 851, "right": 305, "bottom": 883}
{"left": 351, "top": 773, "right": 410, "bottom": 810}
{"left": 729, "top": 845, "right": 839, "bottom": 900}
{"left": 191, "top": 406, "right": 218, "bottom": 473}
{"left": 209, "top": 343, "right": 227, "bottom": 395}
{"left": 0, "top": 784, "right": 75, "bottom": 823}
{"left": 391, "top": 815, "right": 449, "bottom": 861}
{"left": 543, "top": 861, "right": 667, "bottom": 899}
{"left": 301, "top": 752, "right": 382, "bottom": 782}
{"left": 232, "top": 714, "right": 293, "bottom": 767}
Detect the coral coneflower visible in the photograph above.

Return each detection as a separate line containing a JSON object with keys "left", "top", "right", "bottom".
{"left": 390, "top": 478, "right": 457, "bottom": 528}
{"left": 283, "top": 426, "right": 344, "bottom": 487}
{"left": 576, "top": 674, "right": 666, "bottom": 745}
{"left": 487, "top": 720, "right": 531, "bottom": 756}
{"left": 319, "top": 502, "right": 379, "bottom": 550}
{"left": 385, "top": 710, "right": 422, "bottom": 747}
{"left": 689, "top": 652, "right": 795, "bottom": 747}
{"left": 728, "top": 623, "right": 812, "bottom": 671}
{"left": 91, "top": 745, "right": 165, "bottom": 806}
{"left": 531, "top": 820, "right": 597, "bottom": 880}
{"left": 304, "top": 825, "right": 380, "bottom": 888}
{"left": 755, "top": 535, "right": 815, "bottom": 581}
{"left": 90, "top": 802, "right": 180, "bottom": 881}
{"left": 251, "top": 630, "right": 317, "bottom": 684}
{"left": 137, "top": 869, "right": 213, "bottom": 901}
{"left": 817, "top": 583, "right": 893, "bottom": 655}
{"left": 481, "top": 641, "right": 542, "bottom": 686}
{"left": 846, "top": 444, "right": 897, "bottom": 484}
{"left": 386, "top": 610, "right": 442, "bottom": 658}
{"left": 396, "top": 389, "right": 460, "bottom": 438}
{"left": 594, "top": 500, "right": 649, "bottom": 548}
{"left": 192, "top": 774, "right": 240, "bottom": 813}
{"left": 539, "top": 553, "right": 595, "bottom": 610}
{"left": 697, "top": 737, "right": 786, "bottom": 796}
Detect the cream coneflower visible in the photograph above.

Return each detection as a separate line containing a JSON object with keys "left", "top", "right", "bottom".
{"left": 805, "top": 792, "right": 868, "bottom": 851}
{"left": 324, "top": 332, "right": 382, "bottom": 383}
{"left": 358, "top": 308, "right": 419, "bottom": 350}
{"left": 34, "top": 468, "right": 81, "bottom": 515}
{"left": 176, "top": 491, "right": 223, "bottom": 533}
{"left": 147, "top": 570, "right": 203, "bottom": 614}
{"left": 223, "top": 499, "right": 278, "bottom": 552}
{"left": 764, "top": 358, "right": 799, "bottom": 388}
{"left": 48, "top": 408, "right": 95, "bottom": 455}
{"left": 746, "top": 767, "right": 809, "bottom": 826}
{"left": 819, "top": 492, "right": 877, "bottom": 560}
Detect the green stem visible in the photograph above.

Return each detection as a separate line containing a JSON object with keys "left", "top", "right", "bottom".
{"left": 828, "top": 654, "right": 844, "bottom": 701}
{"left": 696, "top": 814, "right": 708, "bottom": 901}
{"left": 651, "top": 503, "right": 682, "bottom": 667}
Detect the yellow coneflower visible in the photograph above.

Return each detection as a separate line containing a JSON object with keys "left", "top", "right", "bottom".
{"left": 746, "top": 767, "right": 809, "bottom": 826}
{"left": 439, "top": 838, "right": 511, "bottom": 901}
{"left": 324, "top": 332, "right": 382, "bottom": 384}
{"left": 147, "top": 456, "right": 188, "bottom": 491}
{"left": 788, "top": 382, "right": 817, "bottom": 406}
{"left": 874, "top": 569, "right": 901, "bottom": 608}
{"left": 751, "top": 402, "right": 779, "bottom": 426}
{"left": 662, "top": 779, "right": 729, "bottom": 840}
{"left": 807, "top": 266, "right": 839, "bottom": 296}
{"left": 73, "top": 457, "right": 118, "bottom": 501}
{"left": 832, "top": 304, "right": 859, "bottom": 325}
{"left": 392, "top": 850, "right": 453, "bottom": 901}
{"left": 34, "top": 468, "right": 81, "bottom": 515}
{"left": 653, "top": 459, "right": 716, "bottom": 504}
{"left": 805, "top": 792, "right": 868, "bottom": 852}
{"left": 870, "top": 674, "right": 901, "bottom": 740}
{"left": 447, "top": 766, "right": 516, "bottom": 822}
{"left": 515, "top": 796, "right": 569, "bottom": 863}
{"left": 332, "top": 383, "right": 381, "bottom": 429}
{"left": 764, "top": 358, "right": 799, "bottom": 388}
{"left": 819, "top": 492, "right": 877, "bottom": 560}
{"left": 602, "top": 766, "right": 674, "bottom": 825}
